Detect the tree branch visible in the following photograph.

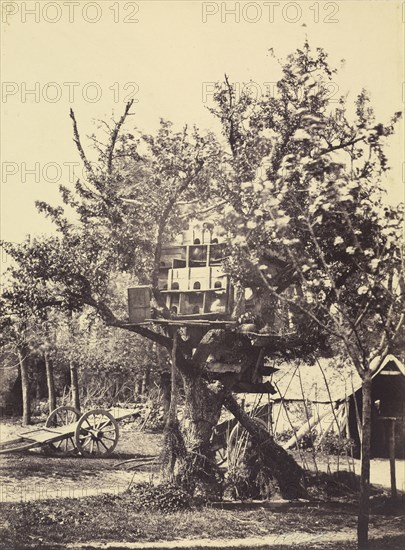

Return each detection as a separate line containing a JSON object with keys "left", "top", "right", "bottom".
{"left": 319, "top": 136, "right": 366, "bottom": 157}
{"left": 107, "top": 100, "right": 134, "bottom": 174}
{"left": 70, "top": 109, "right": 94, "bottom": 175}
{"left": 80, "top": 287, "right": 173, "bottom": 350}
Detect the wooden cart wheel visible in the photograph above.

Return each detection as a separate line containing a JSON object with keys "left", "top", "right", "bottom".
{"left": 75, "top": 409, "right": 119, "bottom": 458}
{"left": 45, "top": 406, "right": 81, "bottom": 455}
{"left": 227, "top": 418, "right": 269, "bottom": 468}
{"left": 215, "top": 446, "right": 227, "bottom": 466}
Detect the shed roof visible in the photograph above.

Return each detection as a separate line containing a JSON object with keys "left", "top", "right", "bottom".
{"left": 266, "top": 354, "right": 404, "bottom": 404}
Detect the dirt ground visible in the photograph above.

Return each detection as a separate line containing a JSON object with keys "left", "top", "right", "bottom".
{"left": 1, "top": 417, "right": 404, "bottom": 549}
{"left": 292, "top": 451, "right": 405, "bottom": 495}
{"left": 1, "top": 416, "right": 404, "bottom": 502}
{"left": 0, "top": 416, "right": 162, "bottom": 502}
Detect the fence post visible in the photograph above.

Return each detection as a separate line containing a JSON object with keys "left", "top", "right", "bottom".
{"left": 388, "top": 418, "right": 397, "bottom": 501}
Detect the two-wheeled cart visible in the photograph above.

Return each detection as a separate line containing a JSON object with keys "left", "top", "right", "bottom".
{"left": 0, "top": 406, "right": 140, "bottom": 458}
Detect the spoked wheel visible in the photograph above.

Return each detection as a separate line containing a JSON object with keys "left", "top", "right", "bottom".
{"left": 215, "top": 446, "right": 227, "bottom": 467}
{"left": 75, "top": 409, "right": 119, "bottom": 458}
{"left": 45, "top": 405, "right": 81, "bottom": 455}
{"left": 227, "top": 418, "right": 269, "bottom": 468}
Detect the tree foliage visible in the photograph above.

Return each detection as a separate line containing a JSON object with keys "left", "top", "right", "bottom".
{"left": 210, "top": 41, "right": 404, "bottom": 369}
{"left": 2, "top": 107, "right": 223, "bottom": 342}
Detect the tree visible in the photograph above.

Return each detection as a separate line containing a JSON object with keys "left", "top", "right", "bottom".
{"left": 52, "top": 308, "right": 157, "bottom": 407}
{"left": 0, "top": 294, "right": 37, "bottom": 425}
{"left": 1, "top": 97, "right": 306, "bottom": 499}
{"left": 211, "top": 42, "right": 404, "bottom": 547}
{"left": 43, "top": 346, "right": 56, "bottom": 413}
{"left": 5, "top": 44, "right": 400, "bottom": 523}
{"left": 0, "top": 248, "right": 76, "bottom": 417}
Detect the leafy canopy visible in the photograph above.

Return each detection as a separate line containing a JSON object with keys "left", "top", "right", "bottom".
{"left": 211, "top": 42, "right": 404, "bottom": 369}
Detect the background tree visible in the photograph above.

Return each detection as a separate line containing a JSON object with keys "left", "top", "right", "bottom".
{"left": 52, "top": 310, "right": 157, "bottom": 408}
{"left": 0, "top": 274, "right": 166, "bottom": 420}
{"left": 0, "top": 289, "right": 68, "bottom": 419}
{"left": 0, "top": 284, "right": 45, "bottom": 424}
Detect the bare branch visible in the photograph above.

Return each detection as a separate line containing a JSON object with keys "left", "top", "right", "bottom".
{"left": 107, "top": 100, "right": 134, "bottom": 174}
{"left": 81, "top": 291, "right": 173, "bottom": 349}
{"left": 178, "top": 200, "right": 227, "bottom": 219}
{"left": 319, "top": 136, "right": 366, "bottom": 157}
{"left": 70, "top": 109, "right": 94, "bottom": 175}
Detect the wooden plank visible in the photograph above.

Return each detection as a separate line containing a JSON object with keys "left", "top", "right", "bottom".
{"left": 128, "top": 287, "right": 152, "bottom": 323}
{"left": 160, "top": 289, "right": 225, "bottom": 294}
{"left": 20, "top": 425, "right": 78, "bottom": 437}
{"left": 20, "top": 429, "right": 70, "bottom": 444}
{"left": 260, "top": 366, "right": 278, "bottom": 376}
{"left": 143, "top": 318, "right": 236, "bottom": 325}
{"left": 379, "top": 371, "right": 401, "bottom": 375}
{"left": 206, "top": 362, "right": 242, "bottom": 374}
{"left": 388, "top": 419, "right": 397, "bottom": 501}
{"left": 283, "top": 408, "right": 333, "bottom": 450}
{"left": 0, "top": 441, "right": 42, "bottom": 454}
{"left": 233, "top": 381, "right": 276, "bottom": 394}
{"left": 0, "top": 437, "right": 25, "bottom": 449}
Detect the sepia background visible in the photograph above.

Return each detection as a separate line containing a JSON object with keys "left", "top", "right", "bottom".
{"left": 1, "top": 0, "right": 404, "bottom": 244}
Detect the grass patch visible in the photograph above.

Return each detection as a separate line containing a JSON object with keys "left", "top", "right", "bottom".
{"left": 1, "top": 492, "right": 404, "bottom": 549}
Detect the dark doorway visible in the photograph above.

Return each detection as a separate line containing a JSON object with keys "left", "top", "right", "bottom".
{"left": 348, "top": 368, "right": 405, "bottom": 458}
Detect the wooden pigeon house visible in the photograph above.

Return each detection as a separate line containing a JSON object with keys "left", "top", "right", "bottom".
{"left": 127, "top": 225, "right": 279, "bottom": 394}
{"left": 128, "top": 225, "right": 236, "bottom": 323}
{"left": 158, "top": 227, "right": 232, "bottom": 318}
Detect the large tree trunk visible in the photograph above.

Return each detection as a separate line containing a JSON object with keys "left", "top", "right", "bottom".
{"left": 44, "top": 351, "right": 56, "bottom": 413}
{"left": 224, "top": 393, "right": 307, "bottom": 500}
{"left": 357, "top": 369, "right": 372, "bottom": 548}
{"left": 159, "top": 328, "right": 230, "bottom": 498}
{"left": 159, "top": 327, "right": 304, "bottom": 502}
{"left": 17, "top": 348, "right": 31, "bottom": 425}
{"left": 177, "top": 371, "right": 226, "bottom": 500}
{"left": 69, "top": 361, "right": 81, "bottom": 412}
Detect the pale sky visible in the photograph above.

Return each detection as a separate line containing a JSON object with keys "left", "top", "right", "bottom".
{"left": 1, "top": 0, "right": 404, "bottom": 245}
